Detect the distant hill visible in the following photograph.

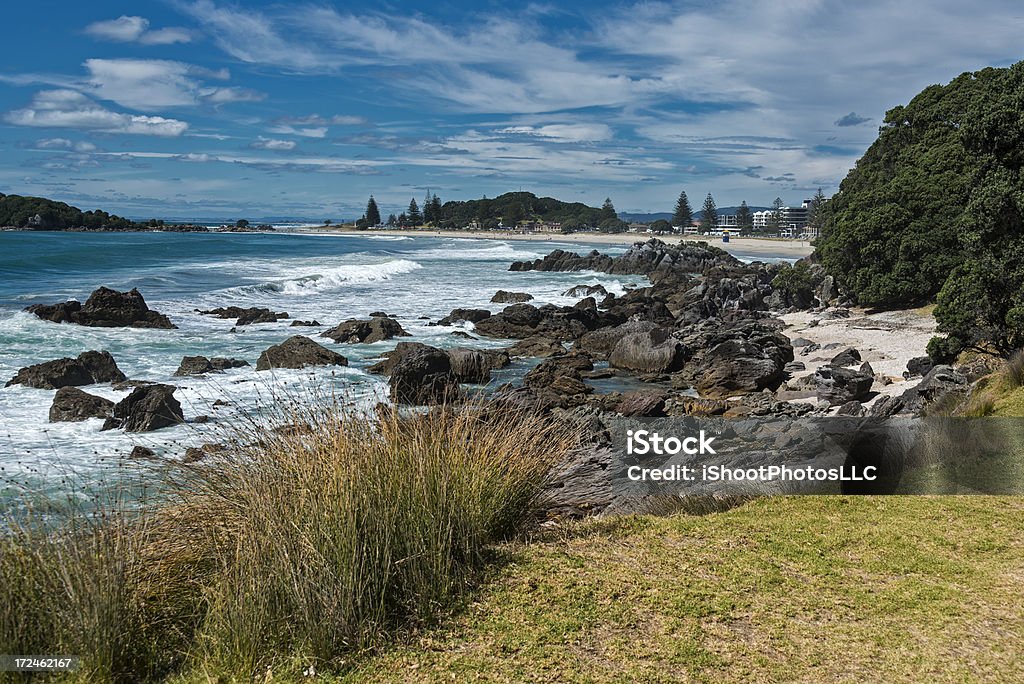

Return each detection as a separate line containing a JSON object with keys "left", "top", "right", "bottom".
{"left": 436, "top": 191, "right": 604, "bottom": 228}
{"left": 620, "top": 206, "right": 770, "bottom": 224}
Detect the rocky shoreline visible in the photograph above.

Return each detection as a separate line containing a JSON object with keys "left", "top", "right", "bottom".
{"left": 5, "top": 238, "right": 982, "bottom": 515}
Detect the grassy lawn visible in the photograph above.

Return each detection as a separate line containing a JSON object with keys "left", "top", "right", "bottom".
{"left": 343, "top": 496, "right": 1024, "bottom": 683}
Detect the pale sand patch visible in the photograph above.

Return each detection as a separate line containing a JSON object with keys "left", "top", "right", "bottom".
{"left": 779, "top": 308, "right": 937, "bottom": 405}
{"left": 293, "top": 226, "right": 814, "bottom": 260}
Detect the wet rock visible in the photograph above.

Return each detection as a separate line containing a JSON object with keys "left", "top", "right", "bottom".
{"left": 113, "top": 380, "right": 154, "bottom": 391}
{"left": 48, "top": 386, "right": 114, "bottom": 422}
{"left": 451, "top": 330, "right": 477, "bottom": 340}
{"left": 28, "top": 287, "right": 175, "bottom": 329}
{"left": 390, "top": 347, "right": 460, "bottom": 405}
{"left": 199, "top": 306, "right": 288, "bottom": 326}
{"left": 103, "top": 384, "right": 184, "bottom": 432}
{"left": 505, "top": 336, "right": 566, "bottom": 358}
{"left": 129, "top": 445, "right": 158, "bottom": 459}
{"left": 320, "top": 317, "right": 410, "bottom": 344}
{"left": 255, "top": 336, "right": 348, "bottom": 371}
{"left": 510, "top": 238, "right": 739, "bottom": 276}
{"left": 173, "top": 355, "right": 250, "bottom": 376}
{"left": 437, "top": 308, "right": 491, "bottom": 326}
{"left": 290, "top": 320, "right": 321, "bottom": 327}
{"left": 183, "top": 442, "right": 226, "bottom": 463}
{"left": 367, "top": 342, "right": 434, "bottom": 375}
{"left": 563, "top": 284, "right": 608, "bottom": 298}
{"left": 490, "top": 290, "right": 533, "bottom": 303}
{"left": 6, "top": 351, "right": 126, "bottom": 389}
{"left": 447, "top": 347, "right": 492, "bottom": 384}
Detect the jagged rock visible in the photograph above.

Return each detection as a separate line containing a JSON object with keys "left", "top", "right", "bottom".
{"left": 113, "top": 380, "right": 153, "bottom": 391}
{"left": 199, "top": 306, "right": 288, "bottom": 326}
{"left": 898, "top": 365, "right": 968, "bottom": 414}
{"left": 563, "top": 284, "right": 608, "bottom": 298}
{"left": 577, "top": 320, "right": 658, "bottom": 359}
{"left": 608, "top": 327, "right": 685, "bottom": 373}
{"left": 320, "top": 317, "right": 410, "bottom": 344}
{"left": 389, "top": 347, "right": 460, "bottom": 405}
{"left": 524, "top": 352, "right": 593, "bottom": 389}
{"left": 6, "top": 351, "right": 126, "bottom": 389}
{"left": 784, "top": 361, "right": 806, "bottom": 373}
{"left": 811, "top": 365, "right": 874, "bottom": 406}
{"left": 437, "top": 308, "right": 491, "bottom": 326}
{"left": 290, "top": 320, "right": 321, "bottom": 327}
{"left": 836, "top": 400, "right": 865, "bottom": 416}
{"left": 506, "top": 336, "right": 566, "bottom": 358}
{"left": 173, "top": 356, "right": 249, "bottom": 376}
{"left": 48, "top": 387, "right": 114, "bottom": 422}
{"left": 491, "top": 290, "right": 533, "bottom": 303}
{"left": 615, "top": 390, "right": 669, "bottom": 417}
{"left": 103, "top": 384, "right": 184, "bottom": 432}
{"left": 27, "top": 287, "right": 175, "bottom": 329}
{"left": 829, "top": 347, "right": 862, "bottom": 366}
{"left": 129, "top": 446, "right": 157, "bottom": 459}
{"left": 859, "top": 361, "right": 874, "bottom": 377}
{"left": 183, "top": 442, "right": 226, "bottom": 463}
{"left": 904, "top": 355, "right": 934, "bottom": 379}
{"left": 510, "top": 238, "right": 739, "bottom": 276}
{"left": 674, "top": 318, "right": 793, "bottom": 399}
{"left": 451, "top": 331, "right": 476, "bottom": 340}
{"left": 255, "top": 336, "right": 348, "bottom": 371}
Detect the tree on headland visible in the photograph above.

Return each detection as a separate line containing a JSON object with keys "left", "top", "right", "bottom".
{"left": 598, "top": 217, "right": 627, "bottom": 233}
{"left": 407, "top": 198, "right": 422, "bottom": 226}
{"left": 235, "top": 219, "right": 249, "bottom": 229}
{"left": 600, "top": 198, "right": 617, "bottom": 222}
{"left": 699, "top": 193, "right": 717, "bottom": 234}
{"left": 736, "top": 201, "right": 753, "bottom": 233}
{"left": 323, "top": 219, "right": 332, "bottom": 226}
{"left": 672, "top": 190, "right": 693, "bottom": 230}
{"left": 365, "top": 196, "right": 381, "bottom": 227}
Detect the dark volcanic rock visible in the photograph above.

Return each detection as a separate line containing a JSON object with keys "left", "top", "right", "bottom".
{"left": 174, "top": 356, "right": 250, "bottom": 376}
{"left": 437, "top": 308, "right": 491, "bottom": 326}
{"left": 505, "top": 336, "right": 566, "bottom": 358}
{"left": 255, "top": 336, "right": 348, "bottom": 371}
{"left": 7, "top": 350, "right": 126, "bottom": 389}
{"left": 290, "top": 320, "right": 321, "bottom": 327}
{"left": 447, "top": 347, "right": 492, "bottom": 384}
{"left": 829, "top": 347, "right": 862, "bottom": 367}
{"left": 129, "top": 445, "right": 158, "bottom": 459}
{"left": 367, "top": 342, "right": 435, "bottom": 375}
{"left": 510, "top": 238, "right": 739, "bottom": 276}
{"left": 48, "top": 387, "right": 114, "bottom": 422}
{"left": 615, "top": 390, "right": 669, "bottom": 417}
{"left": 904, "top": 355, "right": 934, "bottom": 379}
{"left": 563, "top": 284, "right": 608, "bottom": 298}
{"left": 523, "top": 353, "right": 594, "bottom": 401}
{"left": 474, "top": 302, "right": 609, "bottom": 341}
{"left": 26, "top": 287, "right": 175, "bottom": 328}
{"left": 577, "top": 320, "right": 658, "bottom": 359}
{"left": 490, "top": 290, "right": 533, "bottom": 303}
{"left": 320, "top": 317, "right": 410, "bottom": 344}
{"left": 811, "top": 365, "right": 874, "bottom": 406}
{"left": 199, "top": 306, "right": 288, "bottom": 326}
{"left": 897, "top": 365, "right": 968, "bottom": 414}
{"left": 104, "top": 384, "right": 184, "bottom": 432}
{"left": 390, "top": 347, "right": 461, "bottom": 405}
{"left": 608, "top": 327, "right": 685, "bottom": 373}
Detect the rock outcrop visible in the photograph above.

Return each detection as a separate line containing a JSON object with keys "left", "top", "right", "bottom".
{"left": 255, "top": 336, "right": 348, "bottom": 371}
{"left": 320, "top": 316, "right": 410, "bottom": 344}
{"left": 389, "top": 347, "right": 461, "bottom": 405}
{"left": 174, "top": 356, "right": 249, "bottom": 376}
{"left": 27, "top": 287, "right": 175, "bottom": 328}
{"left": 103, "top": 384, "right": 184, "bottom": 432}
{"left": 48, "top": 387, "right": 114, "bottom": 422}
{"left": 608, "top": 327, "right": 685, "bottom": 373}
{"left": 490, "top": 290, "right": 533, "bottom": 303}
{"left": 199, "top": 306, "right": 289, "bottom": 326}
{"left": 6, "top": 351, "right": 127, "bottom": 389}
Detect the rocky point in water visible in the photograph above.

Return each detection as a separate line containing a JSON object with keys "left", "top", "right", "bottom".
{"left": 27, "top": 287, "right": 176, "bottom": 329}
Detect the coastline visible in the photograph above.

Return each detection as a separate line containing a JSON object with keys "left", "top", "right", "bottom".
{"left": 294, "top": 226, "right": 815, "bottom": 259}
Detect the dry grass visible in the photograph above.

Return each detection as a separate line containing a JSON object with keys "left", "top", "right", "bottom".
{"left": 0, "top": 402, "right": 579, "bottom": 682}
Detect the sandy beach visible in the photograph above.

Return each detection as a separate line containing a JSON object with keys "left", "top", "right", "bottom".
{"left": 297, "top": 226, "right": 815, "bottom": 260}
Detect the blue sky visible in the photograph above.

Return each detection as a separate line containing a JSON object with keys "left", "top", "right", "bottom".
{"left": 1, "top": 0, "right": 1022, "bottom": 220}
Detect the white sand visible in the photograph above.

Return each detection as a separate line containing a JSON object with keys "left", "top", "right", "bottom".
{"left": 779, "top": 308, "right": 937, "bottom": 406}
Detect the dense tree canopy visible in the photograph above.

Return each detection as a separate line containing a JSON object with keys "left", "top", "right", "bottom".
{"left": 0, "top": 192, "right": 140, "bottom": 230}
{"left": 817, "top": 61, "right": 1024, "bottom": 357}
{"left": 365, "top": 196, "right": 381, "bottom": 226}
{"left": 672, "top": 190, "right": 693, "bottom": 229}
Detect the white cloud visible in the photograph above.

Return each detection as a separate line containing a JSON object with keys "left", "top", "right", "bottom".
{"left": 496, "top": 123, "right": 613, "bottom": 143}
{"left": 267, "top": 125, "right": 328, "bottom": 138}
{"left": 85, "top": 15, "right": 192, "bottom": 45}
{"left": 250, "top": 137, "right": 297, "bottom": 151}
{"left": 35, "top": 137, "right": 98, "bottom": 152}
{"left": 5, "top": 90, "right": 188, "bottom": 136}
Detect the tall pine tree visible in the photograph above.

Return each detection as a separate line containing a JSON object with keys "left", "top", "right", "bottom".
{"left": 699, "top": 193, "right": 717, "bottom": 234}
{"left": 429, "top": 193, "right": 442, "bottom": 224}
{"left": 407, "top": 198, "right": 422, "bottom": 226}
{"left": 365, "top": 195, "right": 381, "bottom": 226}
{"left": 807, "top": 188, "right": 827, "bottom": 235}
{"left": 736, "top": 200, "right": 753, "bottom": 233}
{"left": 768, "top": 197, "right": 784, "bottom": 233}
{"left": 600, "top": 197, "right": 617, "bottom": 222}
{"left": 672, "top": 190, "right": 693, "bottom": 230}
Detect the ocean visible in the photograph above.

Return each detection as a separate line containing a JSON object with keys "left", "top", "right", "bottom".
{"left": 0, "top": 230, "right": 793, "bottom": 500}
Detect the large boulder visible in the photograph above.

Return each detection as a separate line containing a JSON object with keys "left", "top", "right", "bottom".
{"left": 505, "top": 336, "right": 566, "bottom": 358}
{"left": 446, "top": 347, "right": 492, "bottom": 384}
{"left": 437, "top": 308, "right": 491, "bottom": 326}
{"left": 898, "top": 365, "right": 968, "bottom": 414}
{"left": 615, "top": 390, "right": 669, "bottom": 417}
{"left": 490, "top": 290, "right": 533, "bottom": 303}
{"left": 255, "top": 336, "right": 348, "bottom": 371}
{"left": 199, "top": 306, "right": 289, "bottom": 326}
{"left": 577, "top": 320, "right": 658, "bottom": 359}
{"left": 389, "top": 347, "right": 460, "bottom": 405}
{"left": 523, "top": 352, "right": 594, "bottom": 398}
{"left": 320, "top": 316, "right": 410, "bottom": 344}
{"left": 103, "top": 384, "right": 184, "bottom": 432}
{"left": 6, "top": 351, "right": 127, "bottom": 389}
{"left": 27, "top": 287, "right": 175, "bottom": 328}
{"left": 608, "top": 327, "right": 685, "bottom": 373}
{"left": 474, "top": 303, "right": 608, "bottom": 341}
{"left": 174, "top": 356, "right": 250, "bottom": 376}
{"left": 48, "top": 387, "right": 114, "bottom": 422}
{"left": 367, "top": 342, "right": 434, "bottom": 375}
{"left": 563, "top": 284, "right": 608, "bottom": 298}
{"left": 811, "top": 365, "right": 874, "bottom": 406}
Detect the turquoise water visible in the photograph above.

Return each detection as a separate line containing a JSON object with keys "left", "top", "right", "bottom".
{"left": 0, "top": 231, "right": 641, "bottom": 493}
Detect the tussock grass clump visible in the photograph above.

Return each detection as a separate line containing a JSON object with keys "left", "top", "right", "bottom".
{"left": 0, "top": 402, "right": 577, "bottom": 682}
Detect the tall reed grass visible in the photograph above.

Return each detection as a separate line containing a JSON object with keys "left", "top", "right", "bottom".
{"left": 0, "top": 401, "right": 578, "bottom": 682}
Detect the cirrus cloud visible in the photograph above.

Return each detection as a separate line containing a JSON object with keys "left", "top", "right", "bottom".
{"left": 4, "top": 90, "right": 188, "bottom": 136}
{"left": 85, "top": 15, "right": 192, "bottom": 45}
